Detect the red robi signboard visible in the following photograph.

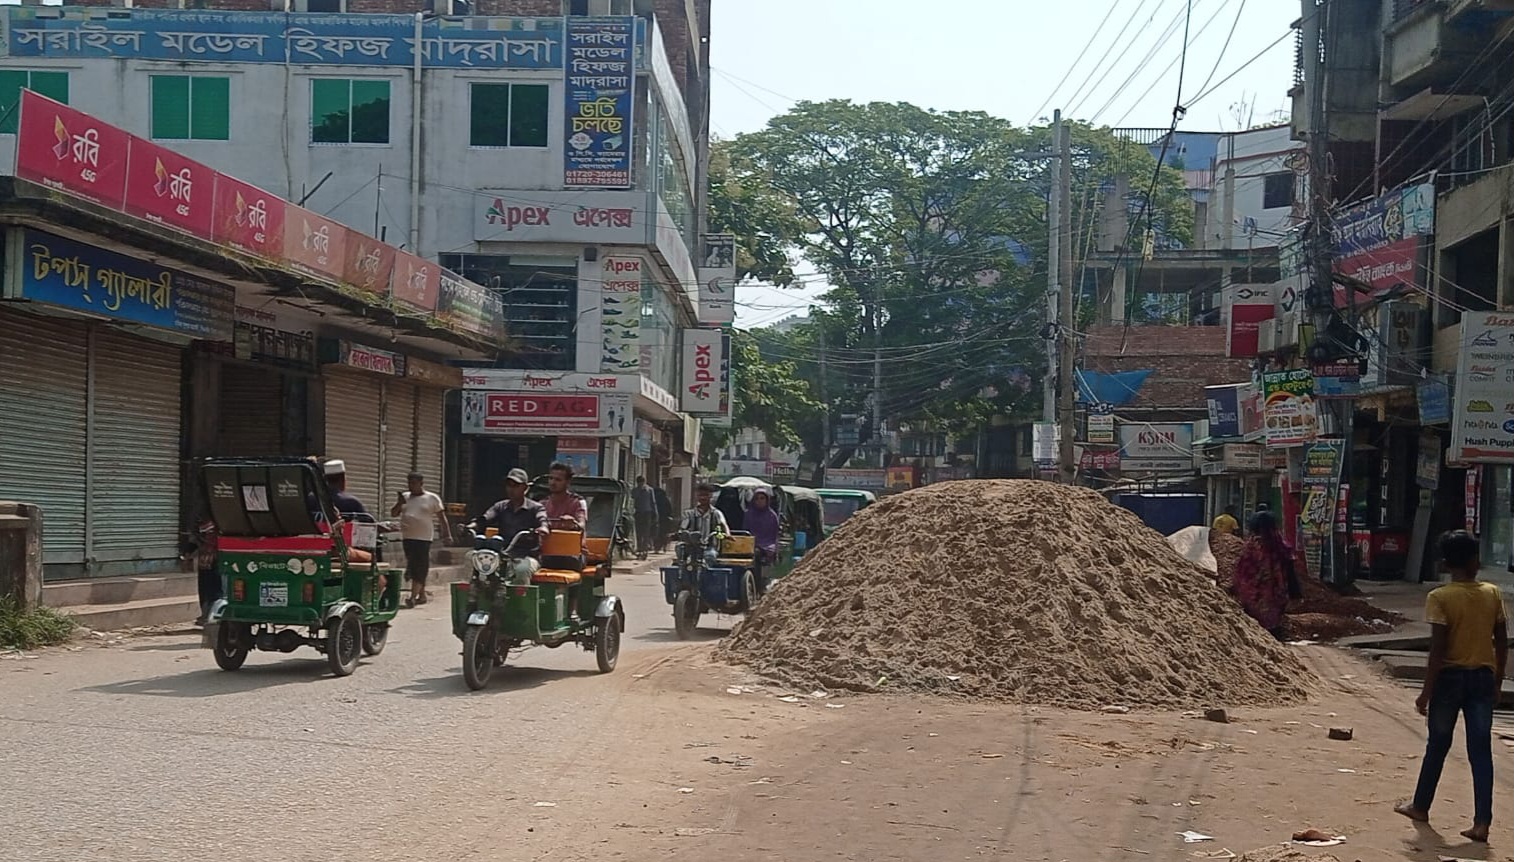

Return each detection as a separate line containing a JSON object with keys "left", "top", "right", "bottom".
{"left": 124, "top": 138, "right": 215, "bottom": 238}
{"left": 15, "top": 91, "right": 129, "bottom": 208}
{"left": 484, "top": 394, "right": 599, "bottom": 430}
{"left": 212, "top": 173, "right": 285, "bottom": 259}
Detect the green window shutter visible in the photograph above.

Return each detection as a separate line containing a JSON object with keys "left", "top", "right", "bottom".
{"left": 151, "top": 76, "right": 191, "bottom": 140}
{"left": 311, "top": 78, "right": 351, "bottom": 144}
{"left": 509, "top": 84, "right": 549, "bottom": 148}
{"left": 29, "top": 71, "right": 69, "bottom": 105}
{"left": 189, "top": 76, "right": 229, "bottom": 141}
{"left": 0, "top": 71, "right": 28, "bottom": 135}
{"left": 469, "top": 83, "right": 510, "bottom": 147}
{"left": 349, "top": 79, "right": 389, "bottom": 144}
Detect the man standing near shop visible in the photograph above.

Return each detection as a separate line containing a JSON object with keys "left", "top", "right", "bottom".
{"left": 634, "top": 475, "right": 658, "bottom": 558}
{"left": 392, "top": 472, "right": 449, "bottom": 608}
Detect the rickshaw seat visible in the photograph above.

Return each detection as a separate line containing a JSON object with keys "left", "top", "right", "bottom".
{"left": 532, "top": 568, "right": 582, "bottom": 586}
{"left": 584, "top": 536, "right": 612, "bottom": 563}
{"left": 721, "top": 533, "right": 756, "bottom": 556}
{"left": 716, "top": 557, "right": 753, "bottom": 567}
{"left": 541, "top": 530, "right": 583, "bottom": 558}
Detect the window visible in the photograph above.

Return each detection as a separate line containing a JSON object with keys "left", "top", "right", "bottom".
{"left": 441, "top": 254, "right": 578, "bottom": 371}
{"left": 0, "top": 70, "right": 69, "bottom": 135}
{"left": 469, "top": 83, "right": 549, "bottom": 148}
{"left": 1262, "top": 172, "right": 1295, "bottom": 210}
{"left": 299, "top": 0, "right": 344, "bottom": 11}
{"left": 311, "top": 78, "right": 390, "bottom": 145}
{"left": 150, "top": 76, "right": 230, "bottom": 141}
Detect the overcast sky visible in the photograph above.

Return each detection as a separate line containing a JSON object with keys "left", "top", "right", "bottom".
{"left": 710, "top": 0, "right": 1301, "bottom": 327}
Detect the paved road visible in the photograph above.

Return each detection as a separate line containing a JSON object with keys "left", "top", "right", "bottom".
{"left": 0, "top": 554, "right": 740, "bottom": 862}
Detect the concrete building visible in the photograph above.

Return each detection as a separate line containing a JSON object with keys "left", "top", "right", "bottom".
{"left": 0, "top": 0, "right": 716, "bottom": 516}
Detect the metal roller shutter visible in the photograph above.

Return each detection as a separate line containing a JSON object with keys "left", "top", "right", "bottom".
{"left": 91, "top": 329, "right": 183, "bottom": 563}
{"left": 323, "top": 370, "right": 384, "bottom": 510}
{"left": 415, "top": 387, "right": 445, "bottom": 494}
{"left": 383, "top": 383, "right": 417, "bottom": 500}
{"left": 218, "top": 364, "right": 283, "bottom": 456}
{"left": 0, "top": 311, "right": 89, "bottom": 565}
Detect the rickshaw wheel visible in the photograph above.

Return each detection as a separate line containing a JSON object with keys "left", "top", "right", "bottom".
{"left": 326, "top": 610, "right": 362, "bottom": 677}
{"left": 462, "top": 625, "right": 497, "bottom": 690}
{"left": 742, "top": 571, "right": 760, "bottom": 614}
{"left": 213, "top": 623, "right": 250, "bottom": 671}
{"left": 595, "top": 613, "right": 621, "bottom": 673}
{"left": 673, "top": 590, "right": 699, "bottom": 640}
{"left": 361, "top": 622, "right": 389, "bottom": 657}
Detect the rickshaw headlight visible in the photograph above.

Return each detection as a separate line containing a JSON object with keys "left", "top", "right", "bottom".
{"left": 469, "top": 549, "right": 501, "bottom": 578}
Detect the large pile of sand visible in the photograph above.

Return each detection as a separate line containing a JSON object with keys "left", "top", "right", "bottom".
{"left": 718, "top": 481, "right": 1314, "bottom": 710}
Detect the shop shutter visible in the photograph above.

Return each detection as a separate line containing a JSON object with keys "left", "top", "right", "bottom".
{"left": 323, "top": 371, "right": 384, "bottom": 509}
{"left": 218, "top": 364, "right": 283, "bottom": 456}
{"left": 0, "top": 311, "right": 89, "bottom": 565}
{"left": 415, "top": 387, "right": 446, "bottom": 496}
{"left": 91, "top": 329, "right": 183, "bottom": 563}
{"left": 382, "top": 383, "right": 417, "bottom": 500}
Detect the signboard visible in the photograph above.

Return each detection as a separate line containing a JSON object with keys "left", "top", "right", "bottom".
{"left": 123, "top": 137, "right": 215, "bottom": 238}
{"left": 14, "top": 90, "right": 129, "bottom": 208}
{"left": 554, "top": 450, "right": 601, "bottom": 477}
{"left": 600, "top": 256, "right": 642, "bottom": 372}
{"left": 460, "top": 391, "right": 631, "bottom": 437}
{"left": 1300, "top": 439, "right": 1346, "bottom": 580}
{"left": 475, "top": 190, "right": 649, "bottom": 244}
{"left": 824, "top": 468, "right": 887, "bottom": 491}
{"left": 1223, "top": 284, "right": 1275, "bottom": 358}
{"left": 404, "top": 354, "right": 463, "bottom": 388}
{"left": 1450, "top": 312, "right": 1514, "bottom": 463}
{"left": 1205, "top": 384, "right": 1242, "bottom": 439}
{"left": 391, "top": 251, "right": 440, "bottom": 313}
{"left": 1465, "top": 466, "right": 1482, "bottom": 534}
{"left": 562, "top": 16, "right": 635, "bottom": 189}
{"left": 1360, "top": 300, "right": 1428, "bottom": 388}
{"left": 1312, "top": 360, "right": 1362, "bottom": 399}
{"left": 1336, "top": 238, "right": 1420, "bottom": 294}
{"left": 1417, "top": 377, "right": 1451, "bottom": 425}
{"left": 1117, "top": 422, "right": 1194, "bottom": 473}
{"left": 212, "top": 172, "right": 285, "bottom": 260}
{"left": 331, "top": 340, "right": 404, "bottom": 377}
{"left": 282, "top": 205, "right": 347, "bottom": 283}
{"left": 1081, "top": 449, "right": 1120, "bottom": 471}
{"left": 219, "top": 304, "right": 316, "bottom": 371}
{"left": 1032, "top": 423, "right": 1059, "bottom": 466}
{"left": 632, "top": 418, "right": 653, "bottom": 459}
{"left": 1262, "top": 369, "right": 1318, "bottom": 447}
{"left": 680, "top": 327, "right": 724, "bottom": 414}
{"left": 886, "top": 466, "right": 919, "bottom": 492}
{"left": 697, "top": 233, "right": 736, "bottom": 324}
{"left": 5, "top": 8, "right": 569, "bottom": 70}
{"left": 16, "top": 229, "right": 233, "bottom": 339}
{"left": 1087, "top": 413, "right": 1115, "bottom": 444}
{"left": 1240, "top": 384, "right": 1265, "bottom": 441}
{"left": 1332, "top": 182, "right": 1434, "bottom": 294}
{"left": 436, "top": 268, "right": 499, "bottom": 339}
{"left": 1417, "top": 432, "right": 1442, "bottom": 490}
{"left": 342, "top": 234, "right": 396, "bottom": 298}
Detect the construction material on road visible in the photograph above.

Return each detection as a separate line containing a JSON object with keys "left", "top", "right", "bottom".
{"left": 720, "top": 481, "right": 1314, "bottom": 709}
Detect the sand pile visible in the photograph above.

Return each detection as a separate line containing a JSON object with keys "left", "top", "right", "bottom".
{"left": 1207, "top": 532, "right": 1402, "bottom": 641}
{"left": 718, "top": 481, "right": 1314, "bottom": 710}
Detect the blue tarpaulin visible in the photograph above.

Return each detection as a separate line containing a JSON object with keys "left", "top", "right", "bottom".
{"left": 1075, "top": 369, "right": 1152, "bottom": 406}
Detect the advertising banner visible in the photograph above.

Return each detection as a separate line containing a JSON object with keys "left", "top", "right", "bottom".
{"left": 17, "top": 229, "right": 234, "bottom": 339}
{"left": 14, "top": 90, "right": 129, "bottom": 208}
{"left": 5, "top": 8, "right": 569, "bottom": 70}
{"left": 475, "top": 190, "right": 649, "bottom": 244}
{"left": 1300, "top": 439, "right": 1346, "bottom": 580}
{"left": 212, "top": 172, "right": 285, "bottom": 260}
{"left": 562, "top": 16, "right": 635, "bottom": 189}
{"left": 1205, "top": 384, "right": 1243, "bottom": 438}
{"left": 1222, "top": 284, "right": 1275, "bottom": 358}
{"left": 333, "top": 340, "right": 405, "bottom": 376}
{"left": 461, "top": 391, "right": 631, "bottom": 437}
{"left": 1262, "top": 369, "right": 1318, "bottom": 447}
{"left": 600, "top": 255, "right": 642, "bottom": 373}
{"left": 1417, "top": 377, "right": 1451, "bottom": 425}
{"left": 825, "top": 468, "right": 887, "bottom": 491}
{"left": 680, "top": 327, "right": 724, "bottom": 414}
{"left": 1336, "top": 237, "right": 1420, "bottom": 294}
{"left": 436, "top": 269, "right": 499, "bottom": 340}
{"left": 391, "top": 251, "right": 440, "bottom": 312}
{"left": 282, "top": 204, "right": 347, "bottom": 283}
{"left": 342, "top": 234, "right": 396, "bottom": 298}
{"left": 697, "top": 233, "right": 736, "bottom": 324}
{"left": 554, "top": 450, "right": 600, "bottom": 477}
{"left": 1117, "top": 422, "right": 1195, "bottom": 473}
{"left": 1332, "top": 183, "right": 1434, "bottom": 294}
{"left": 1450, "top": 312, "right": 1514, "bottom": 463}
{"left": 1086, "top": 413, "right": 1115, "bottom": 444}
{"left": 123, "top": 137, "right": 215, "bottom": 238}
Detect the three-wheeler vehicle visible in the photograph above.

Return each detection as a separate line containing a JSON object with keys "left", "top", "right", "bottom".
{"left": 200, "top": 458, "right": 400, "bottom": 677}
{"left": 661, "top": 528, "right": 762, "bottom": 640}
{"left": 528, "top": 475, "right": 633, "bottom": 567}
{"left": 450, "top": 525, "right": 625, "bottom": 691}
{"left": 816, "top": 488, "right": 877, "bottom": 537}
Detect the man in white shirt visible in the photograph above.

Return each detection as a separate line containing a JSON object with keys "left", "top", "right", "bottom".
{"left": 391, "top": 472, "right": 449, "bottom": 607}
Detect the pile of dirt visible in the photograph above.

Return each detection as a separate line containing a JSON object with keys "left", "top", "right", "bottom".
{"left": 718, "top": 481, "right": 1314, "bottom": 710}
{"left": 1206, "top": 531, "right": 1402, "bottom": 641}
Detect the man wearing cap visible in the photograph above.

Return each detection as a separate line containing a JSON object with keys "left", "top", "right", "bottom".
{"left": 476, "top": 468, "right": 550, "bottom": 585}
{"left": 320, "top": 459, "right": 372, "bottom": 520}
{"left": 680, "top": 482, "right": 730, "bottom": 569}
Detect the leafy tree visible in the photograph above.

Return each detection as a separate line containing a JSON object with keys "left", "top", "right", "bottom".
{"left": 707, "top": 139, "right": 802, "bottom": 287}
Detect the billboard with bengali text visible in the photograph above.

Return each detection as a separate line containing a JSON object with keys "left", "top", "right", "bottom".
{"left": 14, "top": 90, "right": 128, "bottom": 208}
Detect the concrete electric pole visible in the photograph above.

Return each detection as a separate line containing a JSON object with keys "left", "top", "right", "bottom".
{"left": 1055, "top": 114, "right": 1077, "bottom": 484}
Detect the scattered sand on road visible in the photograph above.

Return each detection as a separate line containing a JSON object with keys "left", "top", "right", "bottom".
{"left": 719, "top": 481, "right": 1314, "bottom": 709}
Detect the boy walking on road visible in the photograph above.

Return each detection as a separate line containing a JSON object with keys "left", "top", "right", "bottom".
{"left": 392, "top": 472, "right": 449, "bottom": 608}
{"left": 1396, "top": 530, "right": 1508, "bottom": 843}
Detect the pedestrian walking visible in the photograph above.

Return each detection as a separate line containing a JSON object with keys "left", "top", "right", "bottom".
{"left": 1228, "top": 511, "right": 1300, "bottom": 639}
{"left": 391, "top": 472, "right": 449, "bottom": 608}
{"left": 633, "top": 475, "right": 658, "bottom": 558}
{"left": 1396, "top": 530, "right": 1508, "bottom": 843}
{"left": 183, "top": 518, "right": 220, "bottom": 627}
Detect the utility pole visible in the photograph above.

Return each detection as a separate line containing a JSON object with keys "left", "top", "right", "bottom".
{"left": 1044, "top": 111, "right": 1061, "bottom": 428}
{"left": 872, "top": 300, "right": 884, "bottom": 468}
{"left": 1055, "top": 114, "right": 1077, "bottom": 484}
{"left": 818, "top": 324, "right": 830, "bottom": 486}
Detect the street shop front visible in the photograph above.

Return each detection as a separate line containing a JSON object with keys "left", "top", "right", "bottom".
{"left": 0, "top": 228, "right": 233, "bottom": 578}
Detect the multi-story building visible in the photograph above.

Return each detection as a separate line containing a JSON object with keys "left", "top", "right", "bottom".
{"left": 0, "top": 0, "right": 715, "bottom": 521}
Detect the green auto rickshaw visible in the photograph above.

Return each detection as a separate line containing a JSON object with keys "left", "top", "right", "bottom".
{"left": 816, "top": 488, "right": 877, "bottom": 537}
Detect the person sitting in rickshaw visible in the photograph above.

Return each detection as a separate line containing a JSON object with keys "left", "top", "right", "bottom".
{"left": 744, "top": 486, "right": 780, "bottom": 592}
{"left": 475, "top": 468, "right": 550, "bottom": 585}
{"left": 680, "top": 482, "right": 730, "bottom": 568}
{"left": 542, "top": 461, "right": 589, "bottom": 572}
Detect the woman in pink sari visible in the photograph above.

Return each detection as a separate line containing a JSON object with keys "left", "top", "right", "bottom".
{"left": 1229, "top": 511, "right": 1301, "bottom": 639}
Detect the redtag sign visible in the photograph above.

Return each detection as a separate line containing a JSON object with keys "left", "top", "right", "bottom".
{"left": 484, "top": 394, "right": 600, "bottom": 430}
{"left": 212, "top": 173, "right": 285, "bottom": 259}
{"left": 123, "top": 137, "right": 214, "bottom": 239}
{"left": 14, "top": 90, "right": 129, "bottom": 208}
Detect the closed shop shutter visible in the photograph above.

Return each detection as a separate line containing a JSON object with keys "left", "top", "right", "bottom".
{"left": 91, "top": 329, "right": 183, "bottom": 563}
{"left": 0, "top": 311, "right": 89, "bottom": 565}
{"left": 415, "top": 387, "right": 445, "bottom": 494}
{"left": 324, "top": 370, "right": 384, "bottom": 509}
{"left": 383, "top": 383, "right": 417, "bottom": 500}
{"left": 218, "top": 364, "right": 283, "bottom": 456}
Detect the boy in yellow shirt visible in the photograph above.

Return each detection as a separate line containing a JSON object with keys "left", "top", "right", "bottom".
{"left": 1396, "top": 530, "right": 1507, "bottom": 842}
{"left": 1212, "top": 506, "right": 1240, "bottom": 535}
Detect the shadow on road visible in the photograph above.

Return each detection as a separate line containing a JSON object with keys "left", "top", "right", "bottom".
{"left": 388, "top": 665, "right": 602, "bottom": 699}
{"left": 79, "top": 659, "right": 338, "bottom": 697}
{"left": 634, "top": 623, "right": 732, "bottom": 645}
{"left": 125, "top": 641, "right": 203, "bottom": 653}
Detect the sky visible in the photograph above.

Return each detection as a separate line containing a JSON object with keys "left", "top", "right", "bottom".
{"left": 710, "top": 0, "right": 1301, "bottom": 328}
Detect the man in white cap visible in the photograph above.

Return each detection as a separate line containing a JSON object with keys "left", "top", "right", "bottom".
{"left": 322, "top": 459, "right": 372, "bottom": 520}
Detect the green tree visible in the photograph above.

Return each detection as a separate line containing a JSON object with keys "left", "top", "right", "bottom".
{"left": 707, "top": 139, "right": 803, "bottom": 287}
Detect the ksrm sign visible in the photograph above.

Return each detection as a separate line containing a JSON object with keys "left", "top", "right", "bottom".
{"left": 1118, "top": 422, "right": 1195, "bottom": 473}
